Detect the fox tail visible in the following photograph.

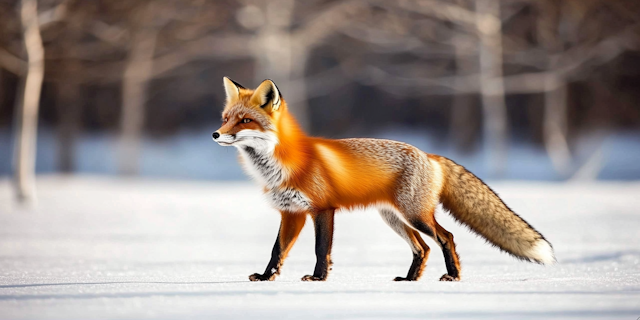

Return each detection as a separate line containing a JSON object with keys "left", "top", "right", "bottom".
{"left": 437, "top": 157, "right": 556, "bottom": 264}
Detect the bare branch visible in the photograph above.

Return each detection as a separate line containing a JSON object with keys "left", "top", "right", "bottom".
{"left": 152, "top": 35, "right": 253, "bottom": 77}
{"left": 38, "top": 0, "right": 71, "bottom": 29}
{"left": 356, "top": 65, "right": 559, "bottom": 95}
{"left": 89, "top": 21, "right": 129, "bottom": 46}
{"left": 552, "top": 24, "right": 640, "bottom": 77}
{"left": 393, "top": 0, "right": 478, "bottom": 26}
{"left": 505, "top": 24, "right": 640, "bottom": 73}
{"left": 292, "top": 0, "right": 369, "bottom": 47}
{"left": 0, "top": 47, "right": 27, "bottom": 75}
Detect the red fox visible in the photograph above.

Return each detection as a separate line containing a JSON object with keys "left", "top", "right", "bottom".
{"left": 212, "top": 77, "right": 555, "bottom": 282}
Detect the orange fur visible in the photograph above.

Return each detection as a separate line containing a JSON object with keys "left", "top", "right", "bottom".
{"left": 272, "top": 122, "right": 399, "bottom": 211}
{"left": 218, "top": 84, "right": 400, "bottom": 212}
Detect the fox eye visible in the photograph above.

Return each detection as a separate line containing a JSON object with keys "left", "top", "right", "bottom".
{"left": 242, "top": 118, "right": 252, "bottom": 123}
{"left": 222, "top": 117, "right": 228, "bottom": 123}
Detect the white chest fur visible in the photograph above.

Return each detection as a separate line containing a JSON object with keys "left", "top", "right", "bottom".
{"left": 239, "top": 146, "right": 284, "bottom": 189}
{"left": 239, "top": 146, "right": 312, "bottom": 212}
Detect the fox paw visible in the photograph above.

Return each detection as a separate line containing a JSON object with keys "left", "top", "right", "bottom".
{"left": 393, "top": 276, "right": 416, "bottom": 281}
{"left": 439, "top": 274, "right": 460, "bottom": 282}
{"left": 249, "top": 273, "right": 275, "bottom": 281}
{"left": 301, "top": 275, "right": 326, "bottom": 281}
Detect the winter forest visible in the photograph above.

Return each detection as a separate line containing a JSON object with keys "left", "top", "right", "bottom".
{"left": 1, "top": 0, "right": 640, "bottom": 197}
{"left": 0, "top": 1, "right": 639, "bottom": 319}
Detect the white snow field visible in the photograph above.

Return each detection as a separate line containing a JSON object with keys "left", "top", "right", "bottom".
{"left": 0, "top": 176, "right": 639, "bottom": 320}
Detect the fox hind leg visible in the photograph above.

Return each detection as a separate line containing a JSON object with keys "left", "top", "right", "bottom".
{"left": 434, "top": 222, "right": 461, "bottom": 281}
{"left": 400, "top": 212, "right": 462, "bottom": 281}
{"left": 379, "top": 209, "right": 430, "bottom": 281}
{"left": 394, "top": 202, "right": 461, "bottom": 281}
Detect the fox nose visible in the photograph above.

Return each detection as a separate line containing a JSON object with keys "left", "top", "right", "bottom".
{"left": 212, "top": 132, "right": 220, "bottom": 139}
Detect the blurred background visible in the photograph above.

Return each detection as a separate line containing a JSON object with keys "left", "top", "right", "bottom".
{"left": 1, "top": 0, "right": 640, "bottom": 201}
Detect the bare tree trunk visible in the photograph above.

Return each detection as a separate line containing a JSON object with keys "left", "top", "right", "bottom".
{"left": 475, "top": 0, "right": 507, "bottom": 178}
{"left": 55, "top": 17, "right": 84, "bottom": 174}
{"left": 286, "top": 51, "right": 310, "bottom": 129}
{"left": 0, "top": 69, "right": 3, "bottom": 108}
{"left": 118, "top": 4, "right": 158, "bottom": 175}
{"left": 450, "top": 33, "right": 478, "bottom": 153}
{"left": 56, "top": 73, "right": 81, "bottom": 173}
{"left": 252, "top": 0, "right": 310, "bottom": 130}
{"left": 13, "top": 0, "right": 44, "bottom": 202}
{"left": 543, "top": 78, "right": 571, "bottom": 176}
{"left": 537, "top": 0, "right": 572, "bottom": 176}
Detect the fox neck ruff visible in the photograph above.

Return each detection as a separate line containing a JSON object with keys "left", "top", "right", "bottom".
{"left": 235, "top": 112, "right": 314, "bottom": 212}
{"left": 239, "top": 143, "right": 284, "bottom": 189}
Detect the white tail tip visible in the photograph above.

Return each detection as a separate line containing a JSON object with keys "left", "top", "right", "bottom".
{"left": 527, "top": 239, "right": 556, "bottom": 265}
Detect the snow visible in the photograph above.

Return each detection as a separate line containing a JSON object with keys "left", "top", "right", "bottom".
{"left": 0, "top": 176, "right": 639, "bottom": 319}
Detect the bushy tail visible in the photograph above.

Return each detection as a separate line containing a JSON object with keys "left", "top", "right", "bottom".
{"left": 437, "top": 157, "right": 555, "bottom": 264}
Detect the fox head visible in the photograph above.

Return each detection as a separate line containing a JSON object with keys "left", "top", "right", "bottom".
{"left": 212, "top": 77, "right": 283, "bottom": 150}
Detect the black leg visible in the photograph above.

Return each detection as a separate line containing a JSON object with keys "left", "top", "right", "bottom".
{"left": 249, "top": 212, "right": 306, "bottom": 281}
{"left": 248, "top": 228, "right": 283, "bottom": 281}
{"left": 435, "top": 223, "right": 461, "bottom": 281}
{"left": 301, "top": 210, "right": 335, "bottom": 281}
{"left": 394, "top": 229, "right": 430, "bottom": 281}
{"left": 379, "top": 210, "right": 430, "bottom": 281}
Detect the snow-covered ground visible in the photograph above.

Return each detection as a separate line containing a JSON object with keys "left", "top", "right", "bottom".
{"left": 0, "top": 177, "right": 639, "bottom": 319}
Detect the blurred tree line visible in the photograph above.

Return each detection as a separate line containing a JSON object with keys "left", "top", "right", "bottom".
{"left": 1, "top": 0, "right": 639, "bottom": 200}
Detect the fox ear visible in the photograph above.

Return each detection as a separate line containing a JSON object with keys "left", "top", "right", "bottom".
{"left": 250, "top": 79, "right": 282, "bottom": 113}
{"left": 223, "top": 77, "right": 245, "bottom": 104}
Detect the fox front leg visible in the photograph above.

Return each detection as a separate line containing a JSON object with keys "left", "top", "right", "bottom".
{"left": 249, "top": 212, "right": 306, "bottom": 281}
{"left": 301, "top": 210, "right": 335, "bottom": 281}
